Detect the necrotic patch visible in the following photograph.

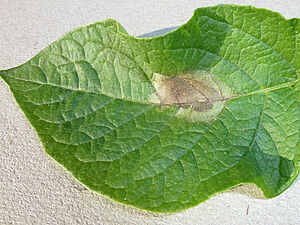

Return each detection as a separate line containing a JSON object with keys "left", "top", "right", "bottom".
{"left": 151, "top": 70, "right": 233, "bottom": 122}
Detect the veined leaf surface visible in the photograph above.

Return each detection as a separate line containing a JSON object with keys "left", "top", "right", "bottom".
{"left": 0, "top": 5, "right": 299, "bottom": 212}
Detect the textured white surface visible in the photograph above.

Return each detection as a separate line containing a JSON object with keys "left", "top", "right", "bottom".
{"left": 0, "top": 1, "right": 299, "bottom": 224}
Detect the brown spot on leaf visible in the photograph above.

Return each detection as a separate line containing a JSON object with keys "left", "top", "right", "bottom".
{"left": 154, "top": 74, "right": 225, "bottom": 112}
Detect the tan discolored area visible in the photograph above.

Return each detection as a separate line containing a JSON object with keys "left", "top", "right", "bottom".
{"left": 151, "top": 71, "right": 232, "bottom": 122}
{"left": 154, "top": 74, "right": 224, "bottom": 109}
{"left": 228, "top": 184, "right": 266, "bottom": 199}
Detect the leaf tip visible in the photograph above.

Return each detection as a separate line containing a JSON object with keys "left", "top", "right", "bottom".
{"left": 0, "top": 70, "right": 10, "bottom": 85}
{"left": 0, "top": 70, "right": 6, "bottom": 78}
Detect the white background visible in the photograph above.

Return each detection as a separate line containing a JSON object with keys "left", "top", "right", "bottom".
{"left": 0, "top": 1, "right": 299, "bottom": 224}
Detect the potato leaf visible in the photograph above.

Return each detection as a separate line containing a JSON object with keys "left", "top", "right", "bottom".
{"left": 0, "top": 5, "right": 299, "bottom": 212}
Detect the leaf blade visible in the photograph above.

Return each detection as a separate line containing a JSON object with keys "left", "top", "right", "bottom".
{"left": 0, "top": 5, "right": 299, "bottom": 212}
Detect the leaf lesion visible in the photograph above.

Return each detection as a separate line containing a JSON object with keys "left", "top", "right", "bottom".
{"left": 151, "top": 71, "right": 231, "bottom": 116}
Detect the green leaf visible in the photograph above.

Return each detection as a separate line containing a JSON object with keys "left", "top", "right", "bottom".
{"left": 0, "top": 5, "right": 299, "bottom": 212}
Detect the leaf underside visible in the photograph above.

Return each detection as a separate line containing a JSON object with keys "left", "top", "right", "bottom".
{"left": 0, "top": 5, "right": 299, "bottom": 212}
